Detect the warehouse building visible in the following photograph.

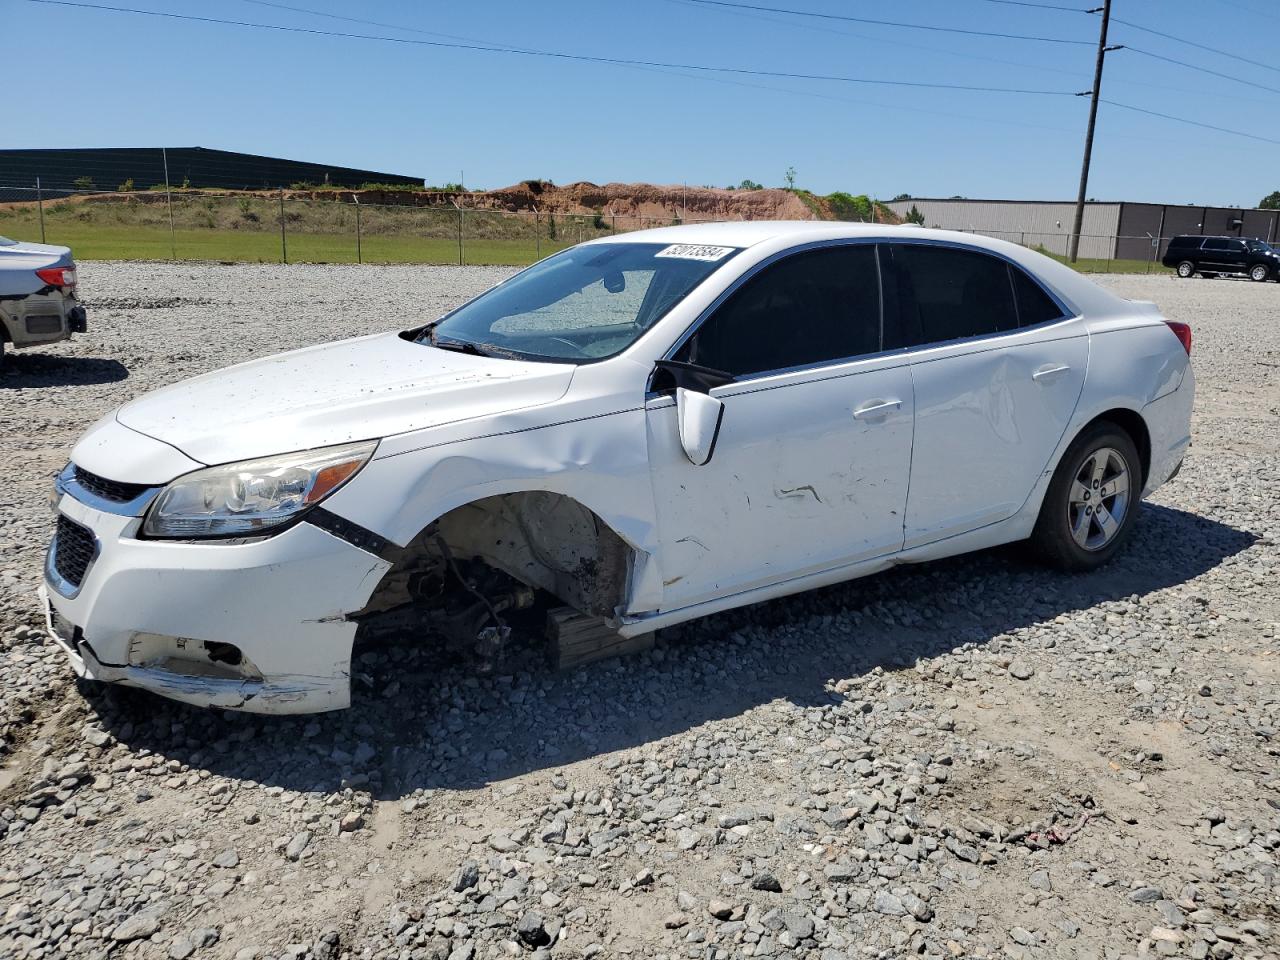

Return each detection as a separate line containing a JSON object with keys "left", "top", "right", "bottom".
{"left": 884, "top": 197, "right": 1280, "bottom": 262}
{"left": 0, "top": 147, "right": 422, "bottom": 200}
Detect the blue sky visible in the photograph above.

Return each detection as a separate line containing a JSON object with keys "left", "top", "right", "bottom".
{"left": 5, "top": 0, "right": 1279, "bottom": 206}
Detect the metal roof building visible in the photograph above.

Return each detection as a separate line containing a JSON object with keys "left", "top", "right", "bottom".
{"left": 885, "top": 198, "right": 1280, "bottom": 262}
{"left": 0, "top": 147, "right": 423, "bottom": 200}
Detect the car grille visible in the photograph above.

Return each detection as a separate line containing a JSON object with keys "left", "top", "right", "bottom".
{"left": 73, "top": 465, "right": 152, "bottom": 503}
{"left": 52, "top": 515, "right": 97, "bottom": 588}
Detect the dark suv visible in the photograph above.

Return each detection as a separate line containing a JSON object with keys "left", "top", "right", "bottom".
{"left": 1162, "top": 235, "right": 1279, "bottom": 282}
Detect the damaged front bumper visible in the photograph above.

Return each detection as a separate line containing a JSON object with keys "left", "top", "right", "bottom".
{"left": 42, "top": 491, "right": 393, "bottom": 714}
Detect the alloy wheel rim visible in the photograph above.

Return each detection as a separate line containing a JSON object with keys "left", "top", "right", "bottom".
{"left": 1067, "top": 446, "right": 1131, "bottom": 552}
{"left": 1252, "top": 266, "right": 1267, "bottom": 281}
{"left": 1178, "top": 263, "right": 1193, "bottom": 277}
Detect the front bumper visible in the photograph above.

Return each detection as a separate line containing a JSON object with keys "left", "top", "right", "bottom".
{"left": 42, "top": 487, "right": 393, "bottom": 714}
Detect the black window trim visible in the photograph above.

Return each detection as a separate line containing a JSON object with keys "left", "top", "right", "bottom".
{"left": 657, "top": 236, "right": 1077, "bottom": 389}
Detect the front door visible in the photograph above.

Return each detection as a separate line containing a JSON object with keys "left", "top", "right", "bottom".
{"left": 645, "top": 244, "right": 914, "bottom": 611}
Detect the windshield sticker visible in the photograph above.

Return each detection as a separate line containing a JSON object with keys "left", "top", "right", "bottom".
{"left": 655, "top": 244, "right": 736, "bottom": 262}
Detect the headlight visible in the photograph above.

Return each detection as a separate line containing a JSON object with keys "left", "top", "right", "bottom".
{"left": 143, "top": 440, "right": 377, "bottom": 539}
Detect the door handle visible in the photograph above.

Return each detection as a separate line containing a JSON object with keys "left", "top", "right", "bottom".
{"left": 1032, "top": 363, "right": 1072, "bottom": 381}
{"left": 852, "top": 398, "right": 903, "bottom": 420}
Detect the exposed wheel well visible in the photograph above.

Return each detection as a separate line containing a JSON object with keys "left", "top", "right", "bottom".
{"left": 1077, "top": 408, "right": 1150, "bottom": 485}
{"left": 357, "top": 491, "right": 634, "bottom": 626}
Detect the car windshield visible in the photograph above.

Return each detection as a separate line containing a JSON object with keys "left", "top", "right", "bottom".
{"left": 0, "top": 236, "right": 16, "bottom": 246}
{"left": 419, "top": 241, "right": 739, "bottom": 362}
{"left": 1246, "top": 239, "right": 1272, "bottom": 252}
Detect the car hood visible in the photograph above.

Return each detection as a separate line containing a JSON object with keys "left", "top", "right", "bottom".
{"left": 115, "top": 332, "right": 576, "bottom": 465}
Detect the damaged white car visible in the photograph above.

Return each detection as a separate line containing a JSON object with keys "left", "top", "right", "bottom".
{"left": 1, "top": 235, "right": 87, "bottom": 365}
{"left": 43, "top": 223, "right": 1194, "bottom": 713}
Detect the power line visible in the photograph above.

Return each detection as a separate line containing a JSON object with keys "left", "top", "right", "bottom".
{"left": 971, "top": 0, "right": 1086, "bottom": 10}
{"left": 675, "top": 0, "right": 1095, "bottom": 44}
{"left": 1125, "top": 45, "right": 1280, "bottom": 98}
{"left": 16, "top": 0, "right": 1079, "bottom": 96}
{"left": 669, "top": 0, "right": 1280, "bottom": 106}
{"left": 1110, "top": 16, "right": 1280, "bottom": 76}
{"left": 1102, "top": 99, "right": 1280, "bottom": 146}
{"left": 666, "top": 0, "right": 1087, "bottom": 80}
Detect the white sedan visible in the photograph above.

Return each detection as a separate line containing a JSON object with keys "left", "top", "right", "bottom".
{"left": 43, "top": 222, "right": 1194, "bottom": 713}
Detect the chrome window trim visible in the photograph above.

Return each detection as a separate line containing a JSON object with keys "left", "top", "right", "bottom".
{"left": 55, "top": 462, "right": 163, "bottom": 517}
{"left": 654, "top": 235, "right": 1079, "bottom": 392}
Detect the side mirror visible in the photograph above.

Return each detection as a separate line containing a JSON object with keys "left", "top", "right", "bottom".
{"left": 675, "top": 387, "right": 724, "bottom": 466}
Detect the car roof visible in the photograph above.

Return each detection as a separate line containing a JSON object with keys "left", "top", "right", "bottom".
{"left": 589, "top": 219, "right": 925, "bottom": 249}
{"left": 588, "top": 220, "right": 1131, "bottom": 320}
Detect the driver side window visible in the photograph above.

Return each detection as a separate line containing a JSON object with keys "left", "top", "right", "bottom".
{"left": 674, "top": 245, "right": 882, "bottom": 377}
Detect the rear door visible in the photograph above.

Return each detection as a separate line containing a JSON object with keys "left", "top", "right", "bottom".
{"left": 1201, "top": 238, "right": 1231, "bottom": 272}
{"left": 885, "top": 243, "right": 1088, "bottom": 547}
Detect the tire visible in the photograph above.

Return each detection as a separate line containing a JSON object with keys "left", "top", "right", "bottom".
{"left": 1250, "top": 264, "right": 1270, "bottom": 282}
{"left": 1176, "top": 261, "right": 1196, "bottom": 278}
{"left": 1031, "top": 421, "right": 1143, "bottom": 572}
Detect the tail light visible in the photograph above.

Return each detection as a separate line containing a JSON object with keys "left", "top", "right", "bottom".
{"left": 1165, "top": 320, "right": 1192, "bottom": 355}
{"left": 36, "top": 266, "right": 77, "bottom": 290}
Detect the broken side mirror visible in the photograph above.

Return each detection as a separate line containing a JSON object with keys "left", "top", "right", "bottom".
{"left": 675, "top": 388, "right": 724, "bottom": 466}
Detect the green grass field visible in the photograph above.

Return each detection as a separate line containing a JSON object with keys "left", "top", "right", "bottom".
{"left": 1043, "top": 251, "right": 1171, "bottom": 276}
{"left": 0, "top": 221, "right": 575, "bottom": 266}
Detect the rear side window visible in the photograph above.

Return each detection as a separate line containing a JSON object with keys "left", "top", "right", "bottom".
{"left": 1170, "top": 237, "right": 1202, "bottom": 250}
{"left": 885, "top": 244, "right": 1018, "bottom": 349}
{"left": 1011, "top": 267, "right": 1065, "bottom": 326}
{"left": 676, "top": 245, "right": 881, "bottom": 377}
{"left": 1203, "top": 238, "right": 1230, "bottom": 251}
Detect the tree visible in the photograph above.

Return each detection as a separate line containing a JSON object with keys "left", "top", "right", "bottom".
{"left": 892, "top": 193, "right": 911, "bottom": 202}
{"left": 1260, "top": 191, "right": 1280, "bottom": 210}
{"left": 737, "top": 179, "right": 763, "bottom": 191}
{"left": 783, "top": 166, "right": 797, "bottom": 190}
{"left": 905, "top": 204, "right": 925, "bottom": 225}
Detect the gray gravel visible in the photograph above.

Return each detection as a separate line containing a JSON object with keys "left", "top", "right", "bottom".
{"left": 0, "top": 263, "right": 1277, "bottom": 960}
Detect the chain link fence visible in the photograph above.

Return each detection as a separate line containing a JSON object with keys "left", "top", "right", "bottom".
{"left": 0, "top": 180, "right": 1175, "bottom": 273}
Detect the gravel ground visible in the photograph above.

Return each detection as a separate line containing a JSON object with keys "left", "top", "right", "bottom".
{"left": 0, "top": 263, "right": 1276, "bottom": 960}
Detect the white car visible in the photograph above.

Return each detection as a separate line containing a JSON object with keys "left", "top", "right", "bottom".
{"left": 43, "top": 222, "right": 1194, "bottom": 714}
{"left": 0, "top": 236, "right": 86, "bottom": 365}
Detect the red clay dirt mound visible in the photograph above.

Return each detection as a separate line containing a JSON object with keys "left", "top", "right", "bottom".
{"left": 477, "top": 180, "right": 819, "bottom": 221}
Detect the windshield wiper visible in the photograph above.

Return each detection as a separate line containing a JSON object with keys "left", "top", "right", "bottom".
{"left": 432, "top": 336, "right": 489, "bottom": 356}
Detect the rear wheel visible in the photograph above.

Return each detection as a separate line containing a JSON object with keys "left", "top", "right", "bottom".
{"left": 1176, "top": 261, "right": 1196, "bottom": 278}
{"left": 1032, "top": 422, "right": 1142, "bottom": 572}
{"left": 1250, "top": 264, "right": 1270, "bottom": 282}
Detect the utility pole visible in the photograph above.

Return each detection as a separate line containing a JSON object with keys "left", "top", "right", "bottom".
{"left": 162, "top": 148, "right": 176, "bottom": 260}
{"left": 36, "top": 177, "right": 46, "bottom": 243}
{"left": 354, "top": 194, "right": 362, "bottom": 264}
{"left": 1069, "top": 1, "right": 1121, "bottom": 262}
{"left": 278, "top": 188, "right": 288, "bottom": 265}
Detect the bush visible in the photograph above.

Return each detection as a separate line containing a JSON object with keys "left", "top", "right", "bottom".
{"left": 117, "top": 179, "right": 135, "bottom": 193}
{"left": 73, "top": 176, "right": 96, "bottom": 191}
{"left": 827, "top": 192, "right": 872, "bottom": 222}
{"left": 737, "top": 179, "right": 763, "bottom": 191}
